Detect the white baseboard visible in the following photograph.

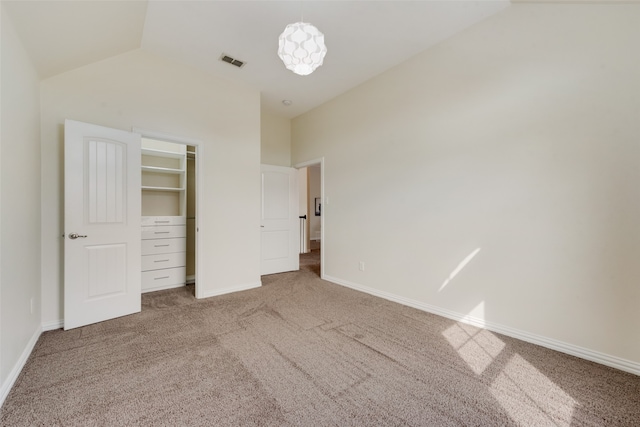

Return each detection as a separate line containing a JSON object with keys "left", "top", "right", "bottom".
{"left": 199, "top": 281, "right": 262, "bottom": 299}
{"left": 324, "top": 274, "right": 640, "bottom": 377}
{"left": 42, "top": 319, "right": 64, "bottom": 331}
{"left": 186, "top": 275, "right": 196, "bottom": 284}
{"left": 0, "top": 325, "right": 41, "bottom": 407}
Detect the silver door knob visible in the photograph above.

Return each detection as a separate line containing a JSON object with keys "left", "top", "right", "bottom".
{"left": 69, "top": 233, "right": 87, "bottom": 239}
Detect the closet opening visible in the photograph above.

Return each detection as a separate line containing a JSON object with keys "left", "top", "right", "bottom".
{"left": 185, "top": 146, "right": 197, "bottom": 286}
{"left": 139, "top": 133, "right": 200, "bottom": 298}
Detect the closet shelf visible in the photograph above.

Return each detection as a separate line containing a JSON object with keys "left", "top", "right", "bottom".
{"left": 141, "top": 165, "right": 184, "bottom": 174}
{"left": 142, "top": 186, "right": 185, "bottom": 192}
{"left": 141, "top": 147, "right": 185, "bottom": 159}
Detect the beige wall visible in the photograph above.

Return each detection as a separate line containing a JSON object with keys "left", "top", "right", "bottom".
{"left": 298, "top": 168, "right": 308, "bottom": 217}
{"left": 1, "top": 6, "right": 42, "bottom": 391}
{"left": 292, "top": 4, "right": 640, "bottom": 366}
{"left": 260, "top": 109, "right": 291, "bottom": 166}
{"left": 40, "top": 49, "right": 261, "bottom": 324}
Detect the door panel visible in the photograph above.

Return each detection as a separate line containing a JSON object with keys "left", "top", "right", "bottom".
{"left": 87, "top": 244, "right": 127, "bottom": 298}
{"left": 261, "top": 165, "right": 299, "bottom": 275}
{"left": 64, "top": 119, "right": 141, "bottom": 330}
{"left": 87, "top": 139, "right": 125, "bottom": 223}
{"left": 262, "top": 230, "right": 290, "bottom": 260}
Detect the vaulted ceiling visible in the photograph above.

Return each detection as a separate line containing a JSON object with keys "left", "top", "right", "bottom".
{"left": 4, "top": 1, "right": 509, "bottom": 118}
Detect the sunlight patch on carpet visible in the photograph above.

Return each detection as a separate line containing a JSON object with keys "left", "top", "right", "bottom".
{"left": 490, "top": 353, "right": 577, "bottom": 425}
{"left": 443, "top": 322, "right": 505, "bottom": 375}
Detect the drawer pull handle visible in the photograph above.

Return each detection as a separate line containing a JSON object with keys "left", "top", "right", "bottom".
{"left": 154, "top": 276, "right": 170, "bottom": 280}
{"left": 154, "top": 231, "right": 170, "bottom": 234}
{"left": 154, "top": 259, "right": 170, "bottom": 263}
{"left": 154, "top": 244, "right": 170, "bottom": 247}
{"left": 155, "top": 221, "right": 170, "bottom": 223}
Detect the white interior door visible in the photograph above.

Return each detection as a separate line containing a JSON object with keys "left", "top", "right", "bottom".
{"left": 261, "top": 164, "right": 299, "bottom": 275}
{"left": 64, "top": 119, "right": 141, "bottom": 330}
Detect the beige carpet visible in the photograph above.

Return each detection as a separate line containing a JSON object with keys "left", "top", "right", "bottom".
{"left": 2, "top": 250, "right": 639, "bottom": 426}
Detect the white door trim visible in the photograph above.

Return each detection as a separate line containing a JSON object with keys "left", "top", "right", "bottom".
{"left": 132, "top": 128, "right": 204, "bottom": 298}
{"left": 294, "top": 157, "right": 325, "bottom": 279}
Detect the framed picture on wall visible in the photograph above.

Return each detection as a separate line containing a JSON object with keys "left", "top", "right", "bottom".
{"left": 315, "top": 197, "right": 321, "bottom": 216}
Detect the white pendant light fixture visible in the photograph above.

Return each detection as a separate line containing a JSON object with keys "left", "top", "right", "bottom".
{"left": 278, "top": 22, "right": 327, "bottom": 76}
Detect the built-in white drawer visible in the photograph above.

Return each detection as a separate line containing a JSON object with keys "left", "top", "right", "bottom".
{"left": 142, "top": 267, "right": 186, "bottom": 292}
{"left": 142, "top": 252, "right": 185, "bottom": 272}
{"left": 142, "top": 237, "right": 186, "bottom": 255}
{"left": 141, "top": 216, "right": 186, "bottom": 227}
{"left": 141, "top": 225, "right": 186, "bottom": 240}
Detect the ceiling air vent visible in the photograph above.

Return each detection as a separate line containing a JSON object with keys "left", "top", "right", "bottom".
{"left": 220, "top": 54, "right": 246, "bottom": 69}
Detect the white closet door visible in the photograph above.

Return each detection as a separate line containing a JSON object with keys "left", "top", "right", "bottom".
{"left": 261, "top": 164, "right": 299, "bottom": 275}
{"left": 64, "top": 119, "right": 141, "bottom": 330}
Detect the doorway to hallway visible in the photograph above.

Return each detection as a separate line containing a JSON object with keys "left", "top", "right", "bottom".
{"left": 295, "top": 158, "right": 324, "bottom": 279}
{"left": 300, "top": 241, "right": 321, "bottom": 277}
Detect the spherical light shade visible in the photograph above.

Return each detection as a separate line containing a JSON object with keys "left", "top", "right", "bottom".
{"left": 278, "top": 22, "right": 327, "bottom": 76}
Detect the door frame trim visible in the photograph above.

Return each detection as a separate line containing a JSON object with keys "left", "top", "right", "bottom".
{"left": 294, "top": 157, "right": 325, "bottom": 279}
{"left": 133, "top": 127, "right": 204, "bottom": 298}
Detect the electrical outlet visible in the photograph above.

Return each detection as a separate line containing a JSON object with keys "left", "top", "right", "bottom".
{"left": 359, "top": 261, "right": 365, "bottom": 271}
